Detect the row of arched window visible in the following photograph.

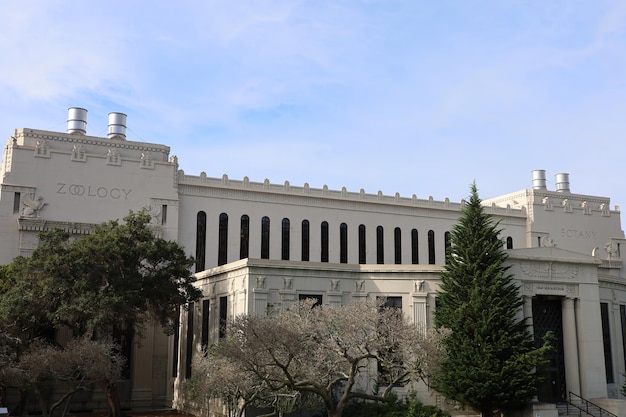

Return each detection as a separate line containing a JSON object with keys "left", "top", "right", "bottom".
{"left": 195, "top": 212, "right": 513, "bottom": 272}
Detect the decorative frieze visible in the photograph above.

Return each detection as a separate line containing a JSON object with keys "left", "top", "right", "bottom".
{"left": 522, "top": 282, "right": 577, "bottom": 297}
{"left": 519, "top": 261, "right": 579, "bottom": 280}
{"left": 34, "top": 140, "right": 50, "bottom": 158}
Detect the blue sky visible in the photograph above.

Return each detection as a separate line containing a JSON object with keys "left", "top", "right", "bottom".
{"left": 1, "top": 1, "right": 625, "bottom": 209}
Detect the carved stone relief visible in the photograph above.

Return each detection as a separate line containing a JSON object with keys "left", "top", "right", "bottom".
{"left": 519, "top": 261, "right": 579, "bottom": 280}
{"left": 71, "top": 144, "right": 87, "bottom": 162}
{"left": 21, "top": 194, "right": 47, "bottom": 217}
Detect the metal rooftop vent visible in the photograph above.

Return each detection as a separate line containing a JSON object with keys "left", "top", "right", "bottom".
{"left": 555, "top": 173, "right": 570, "bottom": 193}
{"left": 107, "top": 112, "right": 127, "bottom": 139}
{"left": 67, "top": 107, "right": 88, "bottom": 135}
{"left": 532, "top": 169, "right": 547, "bottom": 190}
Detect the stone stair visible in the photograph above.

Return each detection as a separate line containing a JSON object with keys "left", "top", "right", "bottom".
{"left": 557, "top": 395, "right": 617, "bottom": 417}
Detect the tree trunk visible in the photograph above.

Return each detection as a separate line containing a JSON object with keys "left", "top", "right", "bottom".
{"left": 105, "top": 383, "right": 125, "bottom": 417}
{"left": 480, "top": 409, "right": 499, "bottom": 417}
{"left": 16, "top": 389, "right": 29, "bottom": 417}
{"left": 327, "top": 406, "right": 343, "bottom": 417}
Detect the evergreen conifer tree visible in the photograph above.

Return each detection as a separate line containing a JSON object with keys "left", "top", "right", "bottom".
{"left": 433, "top": 183, "right": 550, "bottom": 417}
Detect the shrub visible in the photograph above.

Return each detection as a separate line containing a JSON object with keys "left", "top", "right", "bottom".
{"left": 342, "top": 393, "right": 451, "bottom": 417}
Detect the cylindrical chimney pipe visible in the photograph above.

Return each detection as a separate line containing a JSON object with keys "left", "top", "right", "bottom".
{"left": 107, "top": 112, "right": 127, "bottom": 139}
{"left": 67, "top": 107, "right": 87, "bottom": 135}
{"left": 532, "top": 170, "right": 547, "bottom": 190}
{"left": 555, "top": 173, "right": 570, "bottom": 193}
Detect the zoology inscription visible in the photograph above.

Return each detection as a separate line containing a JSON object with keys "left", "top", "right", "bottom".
{"left": 57, "top": 183, "right": 132, "bottom": 200}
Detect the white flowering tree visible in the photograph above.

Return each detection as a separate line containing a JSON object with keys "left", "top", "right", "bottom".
{"left": 200, "top": 299, "right": 443, "bottom": 417}
{"left": 17, "top": 338, "right": 125, "bottom": 417}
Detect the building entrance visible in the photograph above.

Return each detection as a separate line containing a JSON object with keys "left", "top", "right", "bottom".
{"left": 532, "top": 296, "right": 566, "bottom": 402}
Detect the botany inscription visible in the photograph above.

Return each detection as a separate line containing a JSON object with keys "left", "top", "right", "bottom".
{"left": 560, "top": 228, "right": 597, "bottom": 239}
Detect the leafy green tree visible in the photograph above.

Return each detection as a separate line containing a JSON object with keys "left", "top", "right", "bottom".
{"left": 0, "top": 211, "right": 201, "bottom": 417}
{"left": 433, "top": 184, "right": 550, "bottom": 417}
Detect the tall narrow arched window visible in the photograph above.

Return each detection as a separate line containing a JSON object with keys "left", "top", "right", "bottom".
{"left": 340, "top": 223, "right": 348, "bottom": 263}
{"left": 506, "top": 236, "right": 513, "bottom": 249}
{"left": 428, "top": 230, "right": 436, "bottom": 264}
{"left": 281, "top": 218, "right": 290, "bottom": 260}
{"left": 444, "top": 231, "right": 451, "bottom": 264}
{"left": 358, "top": 224, "right": 366, "bottom": 264}
{"left": 218, "top": 213, "right": 228, "bottom": 266}
{"left": 394, "top": 227, "right": 402, "bottom": 264}
{"left": 411, "top": 229, "right": 419, "bottom": 264}
{"left": 376, "top": 226, "right": 384, "bottom": 264}
{"left": 261, "top": 216, "right": 270, "bottom": 259}
{"left": 195, "top": 211, "right": 207, "bottom": 272}
{"left": 185, "top": 302, "right": 194, "bottom": 379}
{"left": 240, "top": 215, "right": 249, "bottom": 259}
{"left": 321, "top": 221, "right": 329, "bottom": 262}
{"left": 302, "top": 220, "right": 310, "bottom": 261}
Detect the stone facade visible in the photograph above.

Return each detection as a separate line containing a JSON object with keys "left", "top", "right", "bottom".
{"left": 2, "top": 110, "right": 626, "bottom": 413}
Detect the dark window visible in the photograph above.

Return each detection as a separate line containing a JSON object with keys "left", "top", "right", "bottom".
{"left": 161, "top": 205, "right": 167, "bottom": 225}
{"left": 201, "top": 299, "right": 210, "bottom": 350}
{"left": 240, "top": 215, "right": 250, "bottom": 259}
{"left": 621, "top": 305, "right": 626, "bottom": 376}
{"left": 261, "top": 216, "right": 270, "bottom": 259}
{"left": 444, "top": 231, "right": 451, "bottom": 264}
{"left": 321, "top": 221, "right": 329, "bottom": 262}
{"left": 428, "top": 230, "right": 435, "bottom": 264}
{"left": 13, "top": 192, "right": 20, "bottom": 213}
{"left": 195, "top": 211, "right": 207, "bottom": 272}
{"left": 601, "top": 302, "right": 614, "bottom": 383}
{"left": 376, "top": 296, "right": 402, "bottom": 385}
{"left": 282, "top": 218, "right": 290, "bottom": 260}
{"left": 340, "top": 223, "right": 348, "bottom": 263}
{"left": 112, "top": 322, "right": 134, "bottom": 380}
{"left": 299, "top": 293, "right": 323, "bottom": 308}
{"left": 394, "top": 227, "right": 402, "bottom": 264}
{"left": 185, "top": 302, "right": 194, "bottom": 379}
{"left": 377, "top": 226, "right": 384, "bottom": 264}
{"left": 302, "top": 220, "right": 310, "bottom": 261}
{"left": 506, "top": 236, "right": 513, "bottom": 249}
{"left": 172, "top": 306, "right": 180, "bottom": 377}
{"left": 359, "top": 224, "right": 366, "bottom": 264}
{"left": 219, "top": 296, "right": 228, "bottom": 339}
{"left": 218, "top": 213, "right": 228, "bottom": 266}
{"left": 411, "top": 229, "right": 418, "bottom": 264}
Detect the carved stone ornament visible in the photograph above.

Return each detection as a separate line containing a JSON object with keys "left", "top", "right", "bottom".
{"left": 35, "top": 140, "right": 50, "bottom": 157}
{"left": 519, "top": 261, "right": 579, "bottom": 280}
{"left": 21, "top": 194, "right": 47, "bottom": 217}
{"left": 71, "top": 144, "right": 86, "bottom": 161}
{"left": 605, "top": 242, "right": 619, "bottom": 260}
{"left": 283, "top": 277, "right": 293, "bottom": 290}
{"left": 146, "top": 204, "right": 161, "bottom": 224}
{"left": 107, "top": 148, "right": 121, "bottom": 165}
{"left": 140, "top": 152, "right": 154, "bottom": 169}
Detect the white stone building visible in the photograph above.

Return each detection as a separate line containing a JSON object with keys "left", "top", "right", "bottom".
{"left": 1, "top": 108, "right": 626, "bottom": 414}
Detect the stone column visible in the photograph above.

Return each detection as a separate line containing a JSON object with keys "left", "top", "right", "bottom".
{"left": 253, "top": 288, "right": 269, "bottom": 315}
{"left": 523, "top": 296, "right": 533, "bottom": 332}
{"left": 562, "top": 297, "right": 581, "bottom": 396}
{"left": 412, "top": 296, "right": 428, "bottom": 330}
